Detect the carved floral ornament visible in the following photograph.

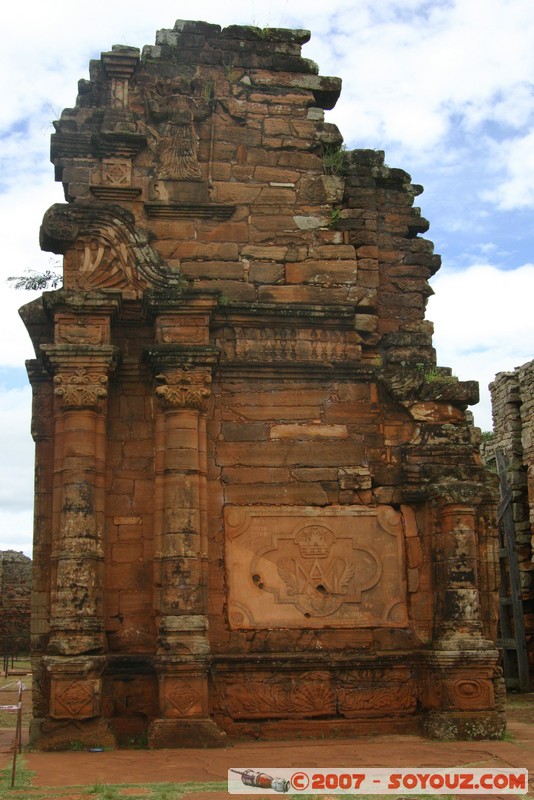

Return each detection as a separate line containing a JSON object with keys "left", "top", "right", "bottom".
{"left": 154, "top": 369, "right": 212, "bottom": 410}
{"left": 54, "top": 368, "right": 108, "bottom": 408}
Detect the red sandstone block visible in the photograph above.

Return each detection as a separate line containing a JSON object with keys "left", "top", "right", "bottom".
{"left": 225, "top": 404, "right": 322, "bottom": 421}
{"left": 181, "top": 261, "right": 244, "bottom": 280}
{"left": 115, "top": 523, "right": 143, "bottom": 542}
{"left": 276, "top": 151, "right": 323, "bottom": 170}
{"left": 323, "top": 401, "right": 379, "bottom": 423}
{"left": 165, "top": 241, "right": 240, "bottom": 260}
{"left": 224, "top": 483, "right": 329, "bottom": 505}
{"left": 111, "top": 541, "right": 144, "bottom": 565}
{"left": 308, "top": 245, "right": 357, "bottom": 259}
{"left": 256, "top": 186, "right": 297, "bottom": 204}
{"left": 230, "top": 164, "right": 255, "bottom": 180}
{"left": 290, "top": 467, "right": 338, "bottom": 481}
{"left": 119, "top": 395, "right": 146, "bottom": 418}
{"left": 221, "top": 466, "right": 290, "bottom": 483}
{"left": 160, "top": 510, "right": 201, "bottom": 536}
{"left": 188, "top": 279, "right": 256, "bottom": 301}
{"left": 200, "top": 221, "right": 250, "bottom": 242}
{"left": 225, "top": 387, "right": 328, "bottom": 406}
{"left": 110, "top": 477, "right": 134, "bottom": 496}
{"left": 249, "top": 213, "right": 297, "bottom": 232}
{"left": 263, "top": 118, "right": 291, "bottom": 135}
{"left": 123, "top": 440, "right": 153, "bottom": 458}
{"left": 407, "top": 537, "right": 423, "bottom": 569}
{"left": 121, "top": 457, "right": 154, "bottom": 473}
{"left": 164, "top": 427, "right": 200, "bottom": 450}
{"left": 118, "top": 590, "right": 152, "bottom": 614}
{"left": 248, "top": 263, "right": 284, "bottom": 283}
{"left": 215, "top": 439, "right": 365, "bottom": 467}
{"left": 285, "top": 260, "right": 358, "bottom": 285}
{"left": 250, "top": 91, "right": 312, "bottom": 107}
{"left": 221, "top": 422, "right": 270, "bottom": 441}
{"left": 241, "top": 244, "right": 288, "bottom": 260}
{"left": 270, "top": 423, "right": 348, "bottom": 439}
{"left": 146, "top": 220, "right": 196, "bottom": 242}
{"left": 211, "top": 182, "right": 262, "bottom": 205}
{"left": 257, "top": 285, "right": 356, "bottom": 304}
{"left": 254, "top": 165, "right": 301, "bottom": 183}
{"left": 132, "top": 480, "right": 154, "bottom": 513}
{"left": 210, "top": 161, "right": 232, "bottom": 180}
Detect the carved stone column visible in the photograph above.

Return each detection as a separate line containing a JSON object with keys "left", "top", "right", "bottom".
{"left": 422, "top": 482, "right": 505, "bottom": 740}
{"left": 34, "top": 327, "right": 119, "bottom": 748}
{"left": 145, "top": 291, "right": 225, "bottom": 746}
{"left": 433, "top": 495, "right": 485, "bottom": 647}
{"left": 42, "top": 345, "right": 119, "bottom": 656}
{"left": 151, "top": 360, "right": 215, "bottom": 652}
{"left": 25, "top": 361, "right": 54, "bottom": 724}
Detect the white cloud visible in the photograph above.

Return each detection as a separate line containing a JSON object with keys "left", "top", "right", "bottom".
{"left": 428, "top": 263, "right": 534, "bottom": 430}
{"left": 481, "top": 129, "right": 534, "bottom": 209}
{"left": 0, "top": 387, "right": 34, "bottom": 555}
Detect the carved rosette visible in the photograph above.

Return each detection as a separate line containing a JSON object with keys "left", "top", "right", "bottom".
{"left": 155, "top": 369, "right": 211, "bottom": 411}
{"left": 54, "top": 368, "right": 108, "bottom": 409}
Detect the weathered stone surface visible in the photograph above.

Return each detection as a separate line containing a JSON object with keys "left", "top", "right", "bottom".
{"left": 24, "top": 17, "right": 501, "bottom": 749}
{"left": 485, "top": 363, "right": 534, "bottom": 685}
{"left": 0, "top": 551, "right": 31, "bottom": 654}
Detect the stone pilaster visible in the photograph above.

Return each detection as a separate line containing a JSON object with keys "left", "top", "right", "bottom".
{"left": 421, "top": 482, "right": 504, "bottom": 740}
{"left": 26, "top": 361, "right": 55, "bottom": 722}
{"left": 144, "top": 291, "right": 225, "bottom": 745}
{"left": 101, "top": 46, "right": 140, "bottom": 111}
{"left": 42, "top": 345, "right": 119, "bottom": 656}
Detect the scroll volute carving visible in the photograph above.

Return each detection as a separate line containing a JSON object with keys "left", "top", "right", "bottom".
{"left": 40, "top": 203, "right": 182, "bottom": 298}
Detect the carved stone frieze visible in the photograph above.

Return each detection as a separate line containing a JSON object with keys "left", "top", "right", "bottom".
{"left": 337, "top": 677, "right": 417, "bottom": 717}
{"left": 219, "top": 325, "right": 361, "bottom": 364}
{"left": 220, "top": 671, "right": 336, "bottom": 719}
{"left": 225, "top": 506, "right": 408, "bottom": 629}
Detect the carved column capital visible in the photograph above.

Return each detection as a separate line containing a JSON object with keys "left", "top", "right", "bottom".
{"left": 146, "top": 345, "right": 219, "bottom": 405}
{"left": 155, "top": 369, "right": 212, "bottom": 411}
{"left": 41, "top": 344, "right": 120, "bottom": 411}
{"left": 53, "top": 368, "right": 109, "bottom": 409}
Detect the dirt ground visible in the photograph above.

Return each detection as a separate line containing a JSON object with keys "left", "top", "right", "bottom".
{"left": 0, "top": 674, "right": 532, "bottom": 799}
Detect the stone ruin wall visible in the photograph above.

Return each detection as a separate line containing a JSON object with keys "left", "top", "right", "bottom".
{"left": 21, "top": 20, "right": 504, "bottom": 749}
{"left": 0, "top": 551, "right": 32, "bottom": 655}
{"left": 487, "top": 362, "right": 534, "bottom": 680}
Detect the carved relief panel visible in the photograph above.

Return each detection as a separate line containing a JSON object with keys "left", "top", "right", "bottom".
{"left": 50, "top": 678, "right": 101, "bottom": 719}
{"left": 225, "top": 506, "right": 408, "bottom": 629}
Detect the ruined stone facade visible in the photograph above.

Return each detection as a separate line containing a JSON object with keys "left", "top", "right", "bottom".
{"left": 487, "top": 363, "right": 534, "bottom": 682}
{"left": 22, "top": 20, "right": 503, "bottom": 749}
{"left": 0, "top": 551, "right": 31, "bottom": 655}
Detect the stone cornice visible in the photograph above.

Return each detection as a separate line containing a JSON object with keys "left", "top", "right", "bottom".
{"left": 145, "top": 344, "right": 220, "bottom": 374}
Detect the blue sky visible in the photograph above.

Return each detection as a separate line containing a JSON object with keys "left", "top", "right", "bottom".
{"left": 1, "top": 0, "right": 534, "bottom": 555}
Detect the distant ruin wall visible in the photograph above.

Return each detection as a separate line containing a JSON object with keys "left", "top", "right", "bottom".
{"left": 487, "top": 362, "right": 534, "bottom": 679}
{"left": 0, "top": 551, "right": 32, "bottom": 654}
